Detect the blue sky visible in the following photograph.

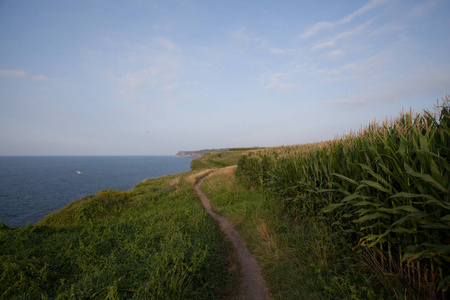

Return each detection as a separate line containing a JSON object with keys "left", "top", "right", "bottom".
{"left": 1, "top": 0, "right": 449, "bottom": 155}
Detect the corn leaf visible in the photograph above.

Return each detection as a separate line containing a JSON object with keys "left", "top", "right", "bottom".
{"left": 332, "top": 173, "right": 358, "bottom": 185}
{"left": 360, "top": 180, "right": 391, "bottom": 194}
{"left": 354, "top": 212, "right": 390, "bottom": 223}
{"left": 404, "top": 162, "right": 448, "bottom": 193}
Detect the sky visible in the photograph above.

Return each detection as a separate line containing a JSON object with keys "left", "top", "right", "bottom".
{"left": 0, "top": 0, "right": 449, "bottom": 155}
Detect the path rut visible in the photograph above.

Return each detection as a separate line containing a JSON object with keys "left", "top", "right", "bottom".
{"left": 195, "top": 174, "right": 269, "bottom": 300}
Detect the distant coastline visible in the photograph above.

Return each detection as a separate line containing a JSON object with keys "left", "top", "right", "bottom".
{"left": 174, "top": 148, "right": 229, "bottom": 159}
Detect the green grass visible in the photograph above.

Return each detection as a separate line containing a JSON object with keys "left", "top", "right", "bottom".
{"left": 191, "top": 148, "right": 264, "bottom": 170}
{"left": 0, "top": 172, "right": 239, "bottom": 299}
{"left": 229, "top": 147, "right": 265, "bottom": 151}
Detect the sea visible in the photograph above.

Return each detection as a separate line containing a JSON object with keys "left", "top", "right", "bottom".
{"left": 0, "top": 156, "right": 193, "bottom": 227}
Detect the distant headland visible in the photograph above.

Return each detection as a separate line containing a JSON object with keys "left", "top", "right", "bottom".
{"left": 174, "top": 148, "right": 229, "bottom": 158}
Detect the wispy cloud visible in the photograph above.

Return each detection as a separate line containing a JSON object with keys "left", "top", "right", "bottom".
{"left": 370, "top": 21, "right": 408, "bottom": 36}
{"left": 317, "top": 50, "right": 392, "bottom": 82}
{"left": 312, "top": 40, "right": 335, "bottom": 50}
{"left": 228, "top": 26, "right": 268, "bottom": 49}
{"left": 261, "top": 72, "right": 296, "bottom": 92}
{"left": 327, "top": 50, "right": 343, "bottom": 59}
{"left": 300, "top": 0, "right": 389, "bottom": 39}
{"left": 0, "top": 69, "right": 50, "bottom": 81}
{"left": 330, "top": 64, "right": 450, "bottom": 106}
{"left": 300, "top": 21, "right": 334, "bottom": 39}
{"left": 105, "top": 37, "right": 183, "bottom": 109}
{"left": 153, "top": 37, "right": 176, "bottom": 51}
{"left": 269, "top": 48, "right": 284, "bottom": 54}
{"left": 32, "top": 74, "right": 49, "bottom": 81}
{"left": 311, "top": 19, "right": 373, "bottom": 50}
{"left": 116, "top": 55, "right": 180, "bottom": 101}
{"left": 339, "top": 0, "right": 389, "bottom": 24}
{"left": 407, "top": 0, "right": 441, "bottom": 19}
{"left": 0, "top": 69, "right": 27, "bottom": 78}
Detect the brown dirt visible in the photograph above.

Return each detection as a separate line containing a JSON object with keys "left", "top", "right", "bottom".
{"left": 195, "top": 174, "right": 270, "bottom": 300}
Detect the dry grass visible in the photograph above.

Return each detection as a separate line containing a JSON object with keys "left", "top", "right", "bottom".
{"left": 184, "top": 169, "right": 215, "bottom": 185}
{"left": 167, "top": 177, "right": 180, "bottom": 187}
{"left": 213, "top": 165, "right": 237, "bottom": 176}
{"left": 256, "top": 220, "right": 284, "bottom": 261}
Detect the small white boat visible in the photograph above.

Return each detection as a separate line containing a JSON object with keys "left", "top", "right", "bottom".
{"left": 76, "top": 170, "right": 82, "bottom": 174}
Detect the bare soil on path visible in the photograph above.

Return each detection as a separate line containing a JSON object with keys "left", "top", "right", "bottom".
{"left": 195, "top": 173, "right": 269, "bottom": 300}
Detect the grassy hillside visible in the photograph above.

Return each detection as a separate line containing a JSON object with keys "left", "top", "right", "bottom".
{"left": 0, "top": 171, "right": 239, "bottom": 299}
{"left": 190, "top": 147, "right": 264, "bottom": 170}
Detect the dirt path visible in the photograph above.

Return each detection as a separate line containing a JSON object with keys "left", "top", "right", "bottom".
{"left": 195, "top": 174, "right": 269, "bottom": 300}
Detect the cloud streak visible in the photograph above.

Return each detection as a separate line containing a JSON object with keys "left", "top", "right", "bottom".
{"left": 115, "top": 55, "right": 181, "bottom": 103}
{"left": 300, "top": 21, "right": 334, "bottom": 39}
{"left": 317, "top": 50, "right": 392, "bottom": 82}
{"left": 261, "top": 72, "right": 297, "bottom": 92}
{"left": 330, "top": 65, "right": 450, "bottom": 106}
{"left": 0, "top": 69, "right": 49, "bottom": 81}
{"left": 311, "top": 19, "right": 373, "bottom": 50}
{"left": 406, "top": 0, "right": 441, "bottom": 18}
{"left": 228, "top": 26, "right": 268, "bottom": 48}
{"left": 301, "top": 0, "right": 389, "bottom": 38}
{"left": 103, "top": 37, "right": 184, "bottom": 110}
{"left": 0, "top": 69, "right": 27, "bottom": 78}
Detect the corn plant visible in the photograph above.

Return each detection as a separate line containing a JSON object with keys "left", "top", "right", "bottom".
{"left": 237, "top": 97, "right": 450, "bottom": 294}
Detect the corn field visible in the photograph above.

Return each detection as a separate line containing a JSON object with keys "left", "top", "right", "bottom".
{"left": 238, "top": 98, "right": 449, "bottom": 294}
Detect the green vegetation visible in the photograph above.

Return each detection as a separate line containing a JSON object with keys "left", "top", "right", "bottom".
{"left": 0, "top": 172, "right": 239, "bottom": 299}
{"left": 191, "top": 148, "right": 263, "bottom": 170}
{"left": 228, "top": 147, "right": 265, "bottom": 151}
{"left": 2, "top": 97, "right": 448, "bottom": 299}
{"left": 201, "top": 167, "right": 381, "bottom": 299}
{"left": 237, "top": 98, "right": 450, "bottom": 298}
{"left": 175, "top": 148, "right": 229, "bottom": 158}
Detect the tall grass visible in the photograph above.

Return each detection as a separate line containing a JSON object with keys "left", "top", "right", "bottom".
{"left": 238, "top": 97, "right": 449, "bottom": 297}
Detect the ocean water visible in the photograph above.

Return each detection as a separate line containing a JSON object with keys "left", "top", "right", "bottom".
{"left": 0, "top": 156, "right": 193, "bottom": 227}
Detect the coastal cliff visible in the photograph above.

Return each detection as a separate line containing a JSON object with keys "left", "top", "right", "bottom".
{"left": 174, "top": 148, "right": 229, "bottom": 158}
